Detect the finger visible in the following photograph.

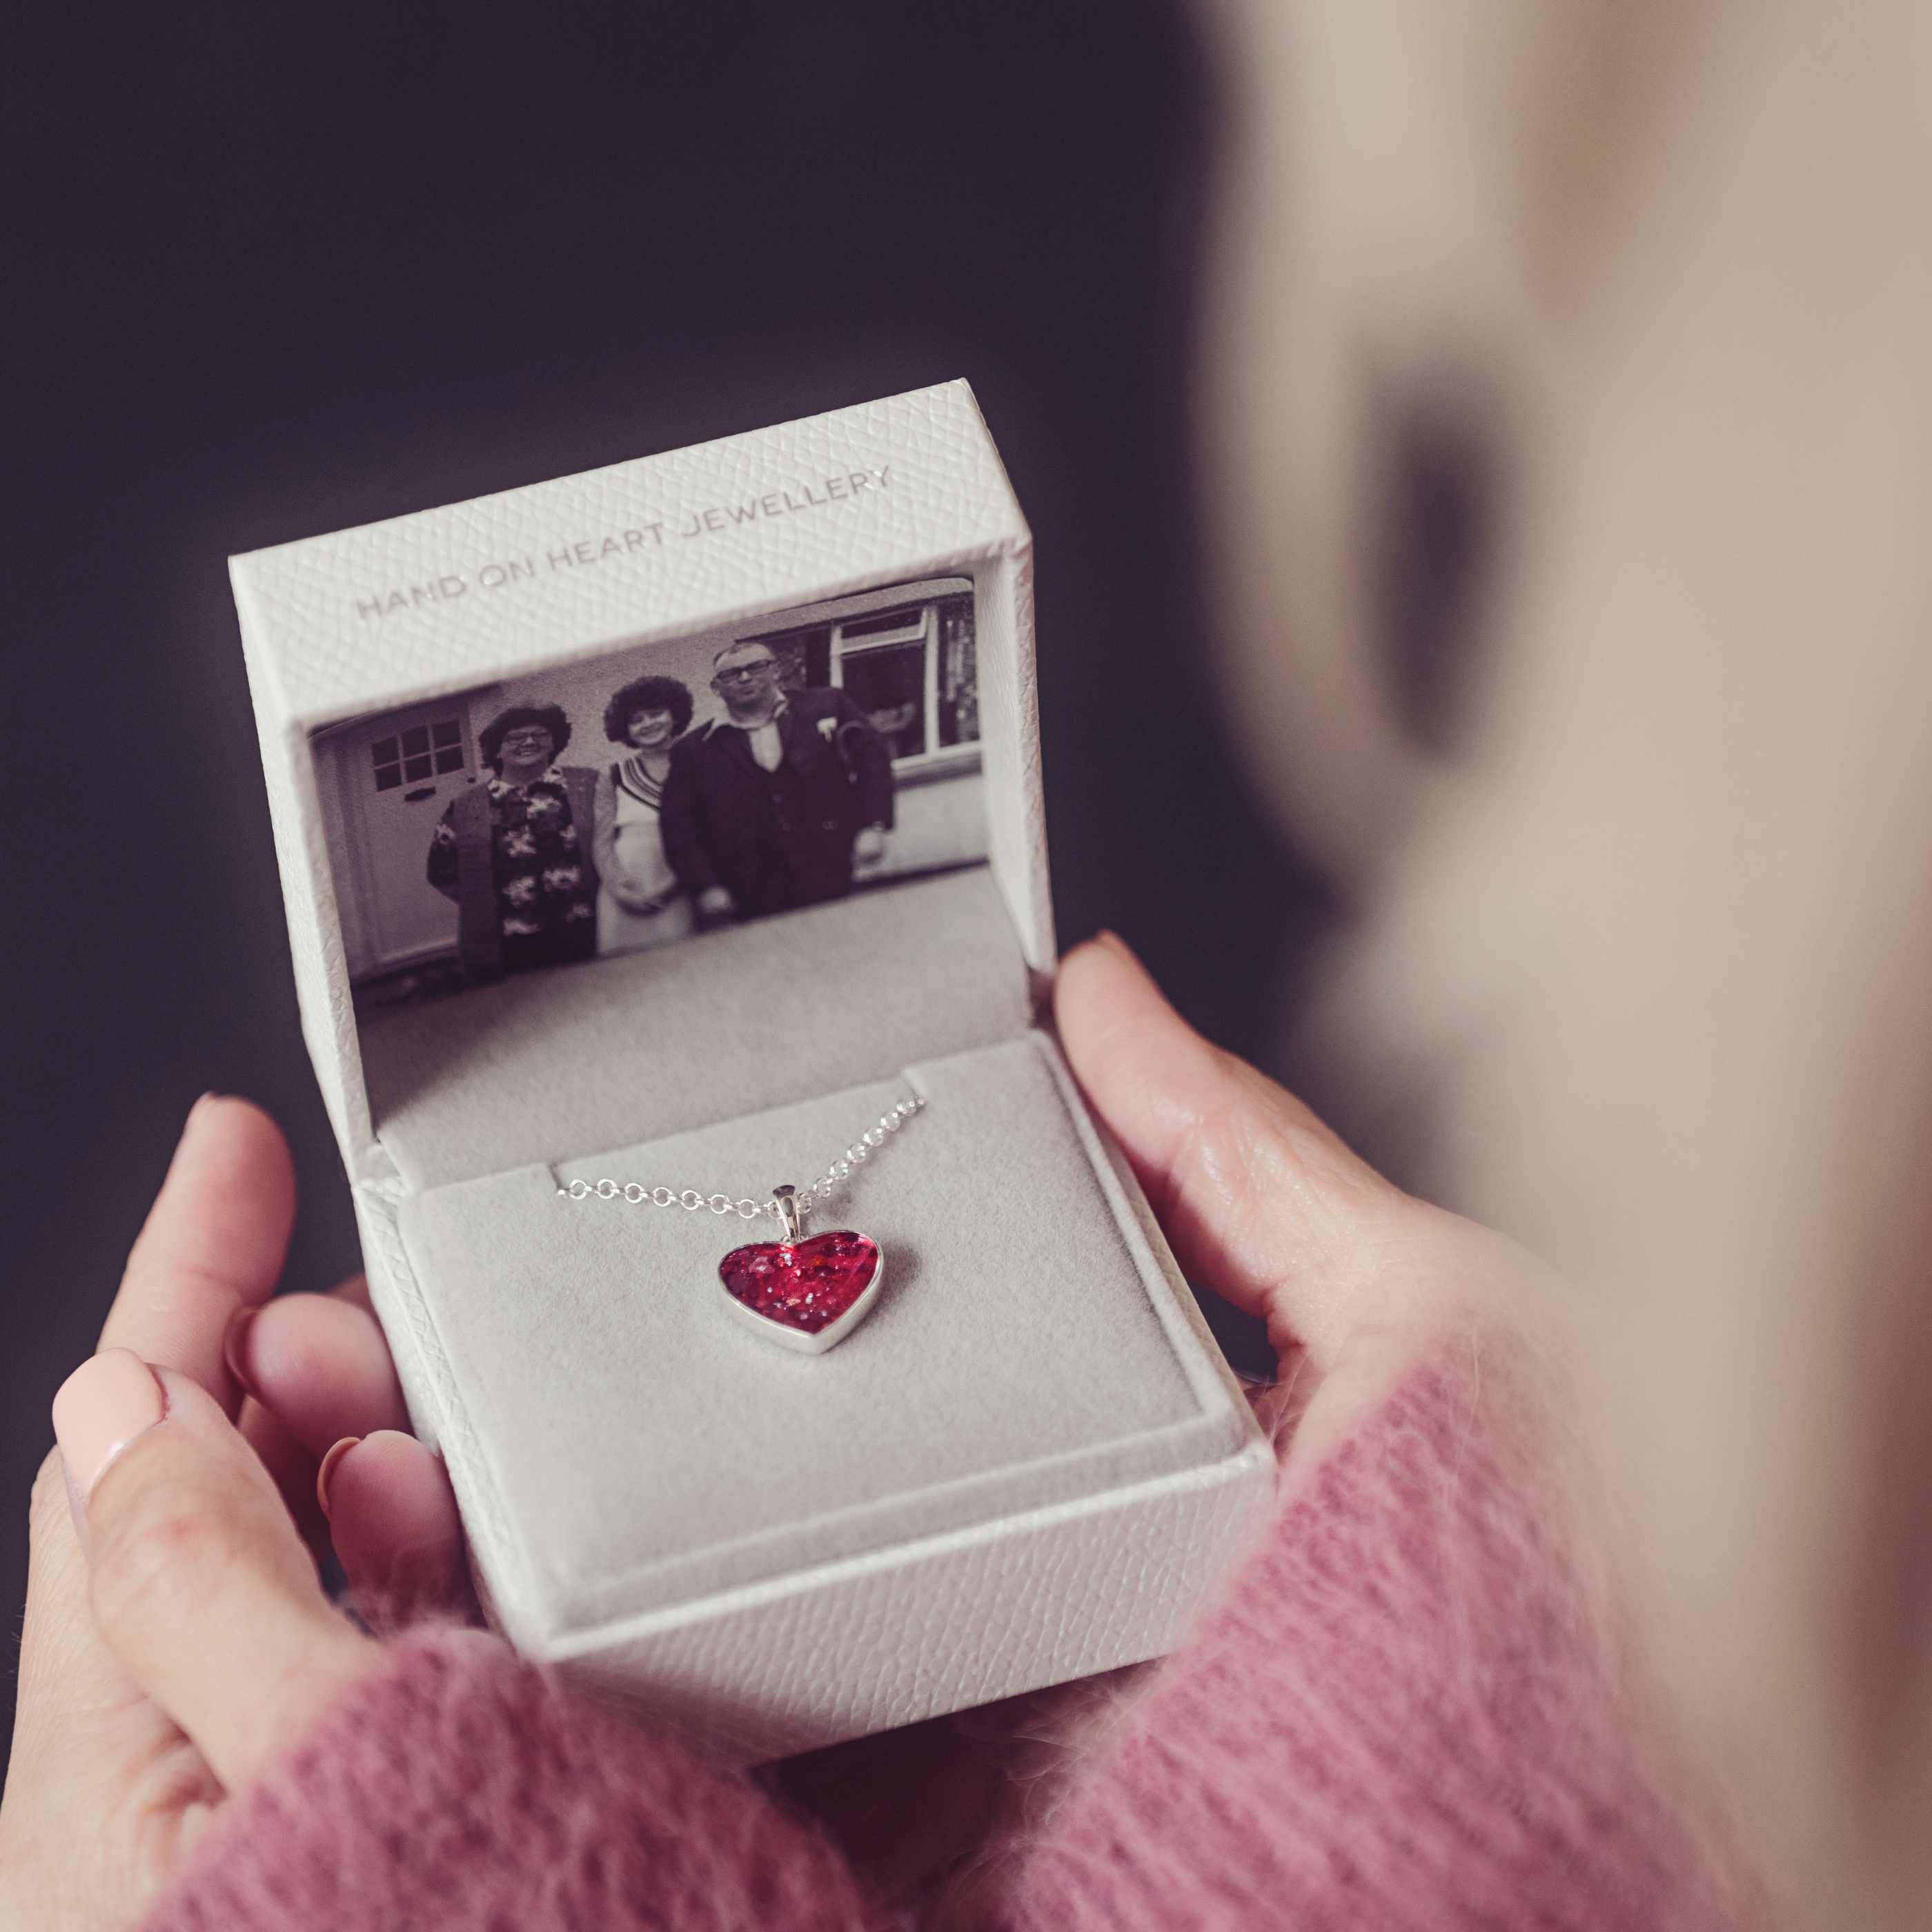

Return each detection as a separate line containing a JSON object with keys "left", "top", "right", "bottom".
{"left": 17, "top": 1101, "right": 298, "bottom": 1788}
{"left": 324, "top": 1269, "right": 374, "bottom": 1312}
{"left": 13, "top": 1446, "right": 187, "bottom": 1808}
{"left": 16, "top": 1450, "right": 93, "bottom": 1731}
{"left": 53, "top": 1351, "right": 379, "bottom": 1791}
{"left": 1056, "top": 933, "right": 1428, "bottom": 1370}
{"left": 101, "top": 1096, "right": 295, "bottom": 1415}
{"left": 239, "top": 1393, "right": 331, "bottom": 1551}
{"left": 318, "top": 1430, "right": 471, "bottom": 1626}
{"left": 228, "top": 1288, "right": 410, "bottom": 1460}
{"left": 230, "top": 1274, "right": 402, "bottom": 1556}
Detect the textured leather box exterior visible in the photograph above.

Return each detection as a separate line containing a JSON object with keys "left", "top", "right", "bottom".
{"left": 231, "top": 383, "right": 1276, "bottom": 1759}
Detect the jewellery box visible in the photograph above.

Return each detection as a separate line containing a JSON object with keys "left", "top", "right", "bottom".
{"left": 230, "top": 381, "right": 1275, "bottom": 1762}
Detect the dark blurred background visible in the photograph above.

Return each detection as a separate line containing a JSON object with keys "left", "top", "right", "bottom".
{"left": 3, "top": 0, "right": 1336, "bottom": 1762}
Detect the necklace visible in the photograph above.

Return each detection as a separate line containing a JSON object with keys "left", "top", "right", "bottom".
{"left": 558, "top": 1092, "right": 925, "bottom": 1354}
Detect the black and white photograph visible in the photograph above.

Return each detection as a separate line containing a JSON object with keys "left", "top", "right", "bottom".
{"left": 315, "top": 579, "right": 985, "bottom": 1011}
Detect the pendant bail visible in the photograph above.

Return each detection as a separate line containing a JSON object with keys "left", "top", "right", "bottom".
{"left": 772, "top": 1184, "right": 806, "bottom": 1243}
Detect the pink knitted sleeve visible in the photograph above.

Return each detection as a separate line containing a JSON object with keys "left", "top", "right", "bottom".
{"left": 996, "top": 1340, "right": 1764, "bottom": 1930}
{"left": 136, "top": 1626, "right": 888, "bottom": 1932}
{"left": 141, "top": 1341, "right": 1762, "bottom": 1931}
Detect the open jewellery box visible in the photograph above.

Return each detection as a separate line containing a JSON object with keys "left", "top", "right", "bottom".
{"left": 230, "top": 381, "right": 1275, "bottom": 1762}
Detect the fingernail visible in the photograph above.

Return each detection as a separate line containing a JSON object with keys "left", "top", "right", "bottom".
{"left": 1094, "top": 929, "right": 1135, "bottom": 962}
{"left": 317, "top": 1437, "right": 362, "bottom": 1520}
{"left": 52, "top": 1350, "right": 168, "bottom": 1499}
{"left": 186, "top": 1091, "right": 222, "bottom": 1128}
{"left": 222, "top": 1307, "right": 259, "bottom": 1398}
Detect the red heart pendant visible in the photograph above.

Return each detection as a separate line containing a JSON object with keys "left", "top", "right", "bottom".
{"left": 718, "top": 1229, "right": 885, "bottom": 1354}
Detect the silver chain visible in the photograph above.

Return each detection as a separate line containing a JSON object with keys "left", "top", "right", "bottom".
{"left": 555, "top": 1092, "right": 925, "bottom": 1222}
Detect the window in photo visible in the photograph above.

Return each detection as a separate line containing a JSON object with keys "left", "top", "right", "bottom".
{"left": 749, "top": 590, "right": 978, "bottom": 778}
{"left": 372, "top": 715, "right": 470, "bottom": 792}
{"left": 838, "top": 611, "right": 929, "bottom": 760}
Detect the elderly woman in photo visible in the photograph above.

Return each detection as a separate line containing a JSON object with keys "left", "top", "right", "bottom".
{"left": 427, "top": 702, "right": 600, "bottom": 979}
{"left": 593, "top": 673, "right": 696, "bottom": 955}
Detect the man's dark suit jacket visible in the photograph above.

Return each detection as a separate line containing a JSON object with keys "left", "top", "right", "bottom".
{"left": 660, "top": 688, "right": 896, "bottom": 918}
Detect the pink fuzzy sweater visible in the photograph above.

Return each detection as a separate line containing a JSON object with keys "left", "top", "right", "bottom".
{"left": 139, "top": 1348, "right": 1760, "bottom": 1930}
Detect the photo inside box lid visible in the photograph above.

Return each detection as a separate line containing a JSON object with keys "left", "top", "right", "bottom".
{"left": 310, "top": 571, "right": 1040, "bottom": 1190}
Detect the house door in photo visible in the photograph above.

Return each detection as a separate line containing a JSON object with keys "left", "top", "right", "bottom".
{"left": 330, "top": 703, "right": 478, "bottom": 978}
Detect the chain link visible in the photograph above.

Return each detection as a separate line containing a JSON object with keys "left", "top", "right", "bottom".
{"left": 556, "top": 1092, "right": 925, "bottom": 1223}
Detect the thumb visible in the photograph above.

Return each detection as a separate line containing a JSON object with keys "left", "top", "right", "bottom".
{"left": 1055, "top": 933, "right": 1464, "bottom": 1372}
{"left": 52, "top": 1349, "right": 381, "bottom": 1792}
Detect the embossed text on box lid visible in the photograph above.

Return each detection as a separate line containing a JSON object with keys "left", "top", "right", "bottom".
{"left": 231, "top": 381, "right": 1027, "bottom": 727}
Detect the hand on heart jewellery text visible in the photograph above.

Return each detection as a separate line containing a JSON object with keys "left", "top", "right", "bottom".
{"left": 558, "top": 1094, "right": 922, "bottom": 1354}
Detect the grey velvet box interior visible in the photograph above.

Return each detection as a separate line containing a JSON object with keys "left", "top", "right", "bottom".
{"left": 364, "top": 867, "right": 1030, "bottom": 1190}
{"left": 367, "top": 867, "right": 1245, "bottom": 1642}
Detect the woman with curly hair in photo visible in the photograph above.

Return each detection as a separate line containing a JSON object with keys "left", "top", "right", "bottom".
{"left": 592, "top": 673, "right": 696, "bottom": 956}
{"left": 426, "top": 702, "right": 601, "bottom": 980}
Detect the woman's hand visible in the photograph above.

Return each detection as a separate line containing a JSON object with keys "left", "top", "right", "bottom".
{"left": 0, "top": 1098, "right": 466, "bottom": 1932}
{"left": 1, "top": 941, "right": 1562, "bottom": 1926}
{"left": 612, "top": 880, "right": 674, "bottom": 916}
{"left": 1050, "top": 934, "right": 1559, "bottom": 1482}
{"left": 771, "top": 934, "right": 1564, "bottom": 1908}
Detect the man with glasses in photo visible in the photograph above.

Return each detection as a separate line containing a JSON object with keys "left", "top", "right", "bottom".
{"left": 660, "top": 642, "right": 894, "bottom": 925}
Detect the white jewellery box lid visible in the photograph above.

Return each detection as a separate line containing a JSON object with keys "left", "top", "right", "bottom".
{"left": 229, "top": 380, "right": 1046, "bottom": 1189}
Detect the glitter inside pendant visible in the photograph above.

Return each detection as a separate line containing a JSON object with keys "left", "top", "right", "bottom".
{"left": 717, "top": 1186, "right": 884, "bottom": 1354}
